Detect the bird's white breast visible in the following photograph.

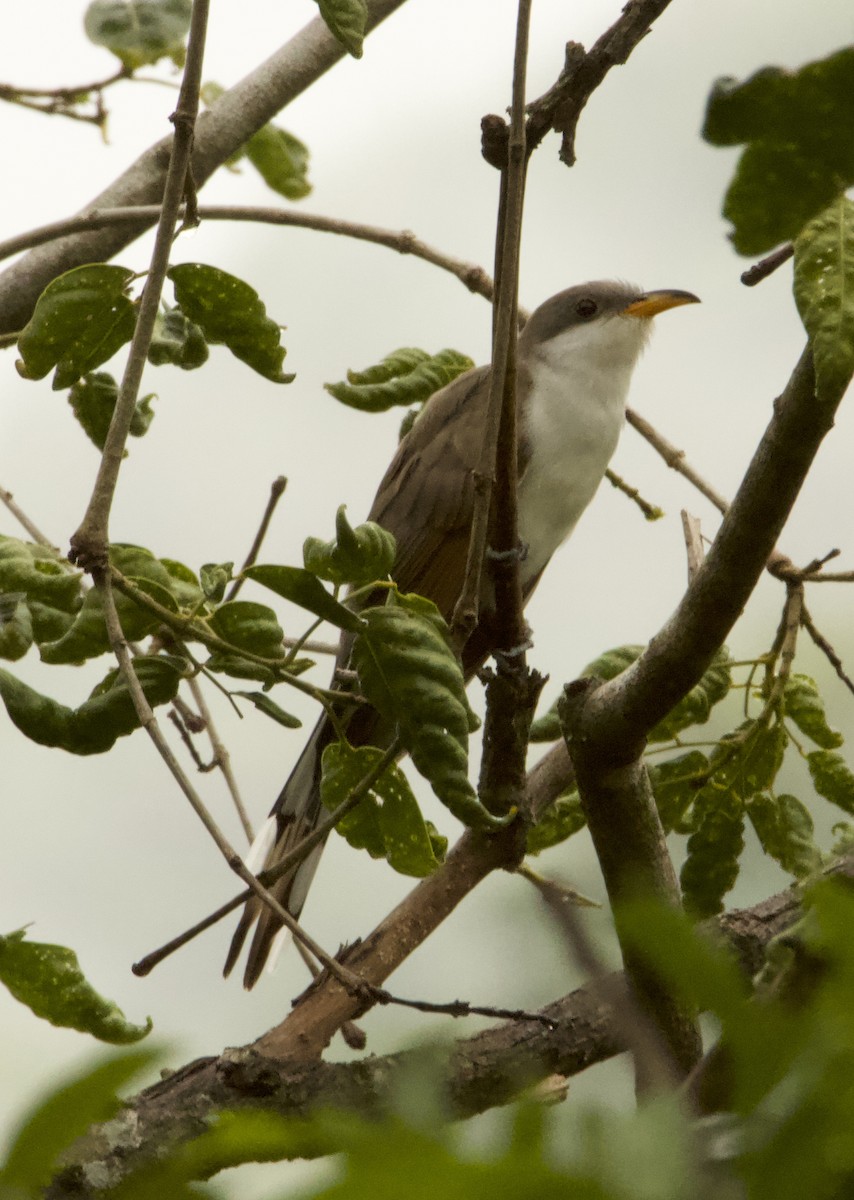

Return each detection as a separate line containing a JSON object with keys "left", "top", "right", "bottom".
{"left": 517, "top": 314, "right": 650, "bottom": 585}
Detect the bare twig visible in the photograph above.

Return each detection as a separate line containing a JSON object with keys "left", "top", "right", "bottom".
{"left": 451, "top": 0, "right": 531, "bottom": 656}
{"left": 525, "top": 0, "right": 678, "bottom": 165}
{"left": 681, "top": 511, "right": 705, "bottom": 583}
{"left": 741, "top": 243, "right": 794, "bottom": 287}
{"left": 605, "top": 467, "right": 664, "bottom": 521}
{"left": 69, "top": 0, "right": 211, "bottom": 570}
{"left": 226, "top": 475, "right": 287, "bottom": 602}
{"left": 529, "top": 870, "right": 683, "bottom": 1092}
{"left": 625, "top": 407, "right": 729, "bottom": 515}
{"left": 187, "top": 675, "right": 254, "bottom": 842}
{"left": 0, "top": 205, "right": 499, "bottom": 308}
{"left": 132, "top": 739, "right": 401, "bottom": 976}
{"left": 800, "top": 605, "right": 854, "bottom": 700}
{"left": 0, "top": 484, "right": 61, "bottom": 551}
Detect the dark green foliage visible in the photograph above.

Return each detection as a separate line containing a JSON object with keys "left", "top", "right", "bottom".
{"left": 68, "top": 372, "right": 155, "bottom": 451}
{"left": 703, "top": 48, "right": 854, "bottom": 253}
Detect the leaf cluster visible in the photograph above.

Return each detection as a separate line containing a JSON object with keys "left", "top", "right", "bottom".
{"left": 527, "top": 643, "right": 853, "bottom": 919}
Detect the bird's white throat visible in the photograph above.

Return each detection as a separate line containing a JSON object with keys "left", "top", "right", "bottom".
{"left": 517, "top": 313, "right": 652, "bottom": 584}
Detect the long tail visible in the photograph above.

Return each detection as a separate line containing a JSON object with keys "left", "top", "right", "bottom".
{"left": 223, "top": 713, "right": 333, "bottom": 989}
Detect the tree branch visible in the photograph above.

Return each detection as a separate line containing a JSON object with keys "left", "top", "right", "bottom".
{"left": 0, "top": 0, "right": 410, "bottom": 334}
{"left": 49, "top": 860, "right": 852, "bottom": 1198}
{"left": 526, "top": 0, "right": 677, "bottom": 164}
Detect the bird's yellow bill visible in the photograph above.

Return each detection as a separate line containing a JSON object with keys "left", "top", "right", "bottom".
{"left": 622, "top": 289, "right": 700, "bottom": 319}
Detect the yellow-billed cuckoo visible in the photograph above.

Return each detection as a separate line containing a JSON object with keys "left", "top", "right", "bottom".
{"left": 225, "top": 280, "right": 699, "bottom": 988}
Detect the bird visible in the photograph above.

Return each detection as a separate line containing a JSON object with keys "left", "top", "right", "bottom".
{"left": 225, "top": 279, "right": 700, "bottom": 988}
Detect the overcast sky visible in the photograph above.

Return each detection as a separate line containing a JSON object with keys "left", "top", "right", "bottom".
{"left": 1, "top": 2, "right": 853, "bottom": 1193}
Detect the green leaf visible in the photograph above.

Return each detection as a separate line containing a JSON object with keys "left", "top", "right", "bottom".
{"left": 648, "top": 750, "right": 710, "bottom": 833}
{"left": 199, "top": 561, "right": 233, "bottom": 603}
{"left": 245, "top": 124, "right": 312, "bottom": 200}
{"left": 67, "top": 371, "right": 155, "bottom": 452}
{"left": 581, "top": 643, "right": 644, "bottom": 680}
{"left": 579, "top": 644, "right": 731, "bottom": 743}
{"left": 649, "top": 647, "right": 732, "bottom": 743}
{"left": 303, "top": 505, "right": 396, "bottom": 587}
{"left": 326, "top": 347, "right": 474, "bottom": 412}
{"left": 784, "top": 673, "right": 844, "bottom": 749}
{"left": 0, "top": 657, "right": 181, "bottom": 754}
{"left": 353, "top": 592, "right": 507, "bottom": 830}
{"left": 245, "top": 563, "right": 364, "bottom": 633}
{"left": 321, "top": 742, "right": 445, "bottom": 875}
{"left": 748, "top": 792, "right": 824, "bottom": 878}
{"left": 167, "top": 263, "right": 294, "bottom": 383}
{"left": 84, "top": 0, "right": 192, "bottom": 69}
{"left": 807, "top": 749, "right": 854, "bottom": 815}
{"left": 234, "top": 691, "right": 302, "bottom": 729}
{"left": 0, "top": 596, "right": 33, "bottom": 661}
{"left": 314, "top": 0, "right": 367, "bottom": 59}
{"left": 207, "top": 600, "right": 285, "bottom": 659}
{"left": 528, "top": 695, "right": 561, "bottom": 743}
{"left": 709, "top": 718, "right": 789, "bottom": 801}
{"left": 702, "top": 48, "right": 854, "bottom": 254}
{"left": 0, "top": 928, "right": 151, "bottom": 1043}
{"left": 793, "top": 196, "right": 854, "bottom": 404}
{"left": 147, "top": 306, "right": 209, "bottom": 369}
{"left": 680, "top": 788, "right": 745, "bottom": 917}
{"left": 526, "top": 788, "right": 587, "bottom": 854}
{"left": 40, "top": 545, "right": 178, "bottom": 664}
{"left": 0, "top": 536, "right": 81, "bottom": 611}
{"left": 0, "top": 1051, "right": 157, "bottom": 1194}
{"left": 0, "top": 537, "right": 82, "bottom": 653}
{"left": 16, "top": 265, "right": 136, "bottom": 390}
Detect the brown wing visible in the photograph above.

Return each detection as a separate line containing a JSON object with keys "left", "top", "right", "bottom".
{"left": 368, "top": 365, "right": 491, "bottom": 621}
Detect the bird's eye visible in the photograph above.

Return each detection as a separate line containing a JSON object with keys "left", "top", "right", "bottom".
{"left": 575, "top": 298, "right": 598, "bottom": 319}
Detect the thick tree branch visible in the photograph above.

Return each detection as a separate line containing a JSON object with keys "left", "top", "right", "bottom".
{"left": 0, "top": 0, "right": 409, "bottom": 334}
{"left": 48, "top": 861, "right": 850, "bottom": 1198}
{"left": 580, "top": 349, "right": 830, "bottom": 749}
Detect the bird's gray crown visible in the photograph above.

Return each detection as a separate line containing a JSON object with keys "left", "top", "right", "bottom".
{"left": 519, "top": 280, "right": 643, "bottom": 350}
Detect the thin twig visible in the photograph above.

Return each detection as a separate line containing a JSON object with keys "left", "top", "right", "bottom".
{"left": 741, "top": 243, "right": 794, "bottom": 287}
{"left": 0, "top": 205, "right": 498, "bottom": 309}
{"left": 226, "top": 475, "right": 287, "bottom": 602}
{"left": 133, "top": 740, "right": 401, "bottom": 975}
{"left": 625, "top": 407, "right": 730, "bottom": 515}
{"left": 0, "top": 484, "right": 61, "bottom": 551}
{"left": 187, "top": 675, "right": 254, "bottom": 842}
{"left": 605, "top": 467, "right": 664, "bottom": 521}
{"left": 681, "top": 511, "right": 704, "bottom": 584}
{"left": 800, "top": 604, "right": 854, "bottom": 700}
{"left": 369, "top": 988, "right": 556, "bottom": 1027}
{"left": 528, "top": 869, "right": 683, "bottom": 1092}
{"left": 0, "top": 66, "right": 129, "bottom": 101}
{"left": 68, "top": 1, "right": 212, "bottom": 570}
{"left": 97, "top": 573, "right": 361, "bottom": 991}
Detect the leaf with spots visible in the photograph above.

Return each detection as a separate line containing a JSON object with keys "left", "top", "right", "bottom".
{"left": 0, "top": 928, "right": 151, "bottom": 1042}
{"left": 16, "top": 265, "right": 136, "bottom": 390}
{"left": 167, "top": 263, "right": 293, "bottom": 383}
